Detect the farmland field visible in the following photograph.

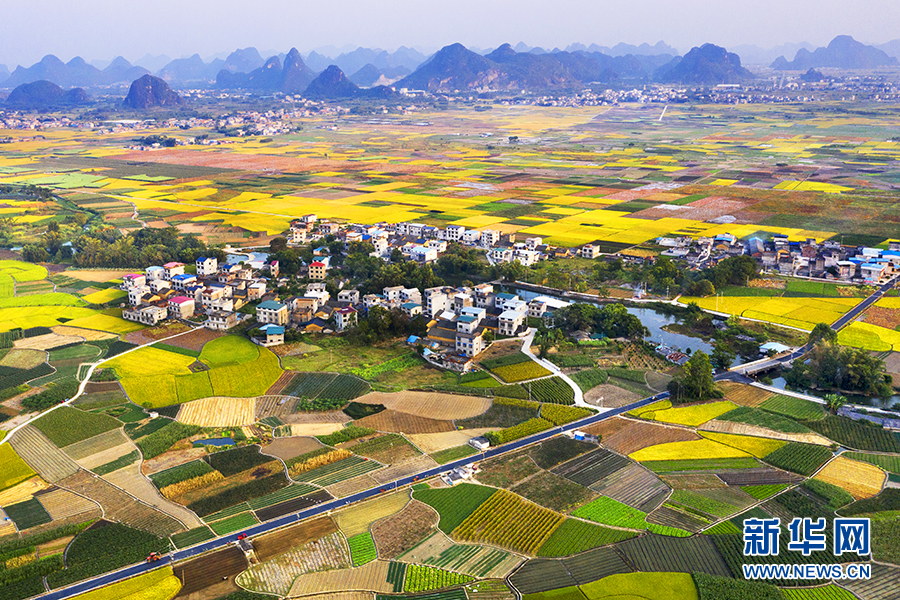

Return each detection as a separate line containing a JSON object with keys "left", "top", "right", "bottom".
{"left": 177, "top": 396, "right": 256, "bottom": 427}
{"left": 413, "top": 484, "right": 498, "bottom": 533}
{"left": 581, "top": 572, "right": 698, "bottom": 600}
{"left": 536, "top": 518, "right": 635, "bottom": 557}
{"left": 647, "top": 401, "right": 737, "bottom": 427}
{"left": 0, "top": 444, "right": 36, "bottom": 492}
{"left": 813, "top": 456, "right": 886, "bottom": 499}
{"left": 66, "top": 567, "right": 181, "bottom": 600}
{"left": 336, "top": 490, "right": 409, "bottom": 537}
{"left": 451, "top": 489, "right": 565, "bottom": 554}
{"left": 372, "top": 499, "right": 438, "bottom": 558}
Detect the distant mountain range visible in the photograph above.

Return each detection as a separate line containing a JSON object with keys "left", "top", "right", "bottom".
{"left": 4, "top": 55, "right": 149, "bottom": 88}
{"left": 393, "top": 42, "right": 744, "bottom": 91}
{"left": 216, "top": 48, "right": 316, "bottom": 94}
{"left": 771, "top": 36, "right": 898, "bottom": 70}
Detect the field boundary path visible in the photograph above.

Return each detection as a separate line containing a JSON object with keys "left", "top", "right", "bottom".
{"left": 520, "top": 328, "right": 587, "bottom": 407}
{"left": 0, "top": 326, "right": 202, "bottom": 447}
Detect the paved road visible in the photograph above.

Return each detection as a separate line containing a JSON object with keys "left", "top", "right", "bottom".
{"left": 39, "top": 391, "right": 668, "bottom": 600}
{"left": 731, "top": 275, "right": 899, "bottom": 376}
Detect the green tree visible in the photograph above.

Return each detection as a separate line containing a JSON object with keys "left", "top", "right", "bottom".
{"left": 808, "top": 323, "right": 838, "bottom": 346}
{"left": 670, "top": 350, "right": 717, "bottom": 402}
{"left": 825, "top": 393, "right": 847, "bottom": 413}
{"left": 711, "top": 344, "right": 736, "bottom": 371}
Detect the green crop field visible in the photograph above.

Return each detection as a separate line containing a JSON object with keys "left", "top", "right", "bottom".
{"left": 4, "top": 497, "right": 52, "bottom": 530}
{"left": 762, "top": 443, "right": 833, "bottom": 476}
{"left": 149, "top": 460, "right": 216, "bottom": 489}
{"left": 209, "top": 512, "right": 259, "bottom": 535}
{"left": 528, "top": 377, "right": 576, "bottom": 405}
{"left": 759, "top": 395, "right": 825, "bottom": 421}
{"left": 413, "top": 483, "right": 498, "bottom": 533}
{"left": 804, "top": 415, "right": 900, "bottom": 453}
{"left": 171, "top": 526, "right": 215, "bottom": 549}
{"left": 431, "top": 445, "right": 477, "bottom": 465}
{"left": 348, "top": 532, "right": 377, "bottom": 566}
{"left": 403, "top": 565, "right": 473, "bottom": 593}
{"left": 716, "top": 406, "right": 813, "bottom": 434}
{"left": 536, "top": 518, "right": 636, "bottom": 557}
{"left": 581, "top": 572, "right": 698, "bottom": 600}
{"left": 844, "top": 451, "right": 900, "bottom": 473}
{"left": 741, "top": 484, "right": 788, "bottom": 500}
{"left": 33, "top": 406, "right": 121, "bottom": 447}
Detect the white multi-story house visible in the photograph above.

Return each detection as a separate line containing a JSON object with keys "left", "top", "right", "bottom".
{"left": 196, "top": 257, "right": 218, "bottom": 276}
{"left": 481, "top": 230, "right": 499, "bottom": 247}
{"left": 445, "top": 224, "right": 466, "bottom": 241}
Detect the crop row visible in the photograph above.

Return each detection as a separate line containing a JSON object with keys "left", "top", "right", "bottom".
{"left": 804, "top": 415, "right": 900, "bottom": 453}
{"left": 452, "top": 490, "right": 564, "bottom": 555}
{"left": 540, "top": 404, "right": 591, "bottom": 425}
{"left": 287, "top": 448, "right": 351, "bottom": 477}
{"left": 317, "top": 425, "right": 375, "bottom": 446}
{"left": 486, "top": 418, "right": 553, "bottom": 446}
{"left": 205, "top": 445, "right": 273, "bottom": 477}
{"left": 528, "top": 377, "right": 575, "bottom": 405}
{"left": 348, "top": 532, "right": 377, "bottom": 566}
{"left": 536, "top": 517, "right": 635, "bottom": 557}
{"left": 150, "top": 459, "right": 216, "bottom": 489}
{"left": 413, "top": 484, "right": 498, "bottom": 533}
{"left": 136, "top": 421, "right": 201, "bottom": 459}
{"left": 570, "top": 368, "right": 609, "bottom": 392}
{"left": 188, "top": 474, "right": 289, "bottom": 517}
{"left": 762, "top": 443, "right": 833, "bottom": 476}
{"left": 403, "top": 564, "right": 473, "bottom": 593}
{"left": 491, "top": 361, "right": 552, "bottom": 384}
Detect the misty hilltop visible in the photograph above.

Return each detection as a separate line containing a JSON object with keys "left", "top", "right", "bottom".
{"left": 772, "top": 36, "right": 898, "bottom": 70}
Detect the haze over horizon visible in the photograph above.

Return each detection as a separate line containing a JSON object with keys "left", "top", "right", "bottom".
{"left": 2, "top": 0, "right": 900, "bottom": 68}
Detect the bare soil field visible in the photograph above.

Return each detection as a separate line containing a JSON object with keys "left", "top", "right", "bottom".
{"left": 660, "top": 473, "right": 728, "bottom": 490}
{"left": 78, "top": 441, "right": 134, "bottom": 471}
{"left": 142, "top": 447, "right": 208, "bottom": 475}
{"left": 335, "top": 491, "right": 409, "bottom": 537}
{"left": 288, "top": 560, "right": 392, "bottom": 596}
{"left": 717, "top": 468, "right": 803, "bottom": 486}
{"left": 64, "top": 428, "right": 129, "bottom": 461}
{"left": 14, "top": 333, "right": 83, "bottom": 351}
{"left": 407, "top": 428, "right": 494, "bottom": 455}
{"left": 34, "top": 487, "right": 100, "bottom": 520}
{"left": 51, "top": 326, "right": 117, "bottom": 341}
{"left": 59, "top": 469, "right": 184, "bottom": 536}
{"left": 238, "top": 531, "right": 351, "bottom": 596}
{"left": 586, "top": 418, "right": 699, "bottom": 455}
{"left": 283, "top": 410, "right": 351, "bottom": 424}
{"left": 700, "top": 419, "right": 832, "bottom": 446}
{"left": 396, "top": 531, "right": 454, "bottom": 564}
{"left": 0, "top": 476, "right": 50, "bottom": 505}
{"left": 371, "top": 499, "right": 438, "bottom": 559}
{"left": 584, "top": 384, "right": 641, "bottom": 408}
{"left": 254, "top": 517, "right": 338, "bottom": 561}
{"left": 266, "top": 372, "right": 297, "bottom": 396}
{"left": 370, "top": 455, "right": 439, "bottom": 485}
{"left": 174, "top": 546, "right": 248, "bottom": 598}
{"left": 356, "top": 392, "right": 491, "bottom": 420}
{"left": 81, "top": 381, "right": 124, "bottom": 394}
{"left": 262, "top": 437, "right": 325, "bottom": 461}
{"left": 718, "top": 382, "right": 773, "bottom": 407}
{"left": 327, "top": 474, "right": 379, "bottom": 499}
{"left": 162, "top": 327, "right": 224, "bottom": 352}
{"left": 103, "top": 464, "right": 204, "bottom": 528}
{"left": 9, "top": 425, "right": 80, "bottom": 482}
{"left": 178, "top": 397, "right": 256, "bottom": 427}
{"left": 354, "top": 410, "right": 455, "bottom": 435}
{"left": 124, "top": 322, "right": 193, "bottom": 345}
{"left": 591, "top": 462, "right": 670, "bottom": 512}
{"left": 287, "top": 423, "right": 346, "bottom": 437}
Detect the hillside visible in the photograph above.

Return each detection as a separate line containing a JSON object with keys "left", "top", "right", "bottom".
{"left": 771, "top": 35, "right": 898, "bottom": 70}
{"left": 216, "top": 47, "right": 315, "bottom": 93}
{"left": 303, "top": 65, "right": 396, "bottom": 99}
{"left": 655, "top": 43, "right": 753, "bottom": 84}
{"left": 122, "top": 74, "right": 183, "bottom": 109}
{"left": 6, "top": 80, "right": 90, "bottom": 107}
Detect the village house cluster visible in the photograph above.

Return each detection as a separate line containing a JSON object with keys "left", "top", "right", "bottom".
{"left": 120, "top": 256, "right": 274, "bottom": 336}
{"left": 659, "top": 234, "right": 900, "bottom": 285}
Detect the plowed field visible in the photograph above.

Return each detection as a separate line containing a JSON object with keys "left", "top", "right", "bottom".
{"left": 178, "top": 396, "right": 256, "bottom": 427}
{"left": 356, "top": 392, "right": 491, "bottom": 420}
{"left": 354, "top": 410, "right": 455, "bottom": 434}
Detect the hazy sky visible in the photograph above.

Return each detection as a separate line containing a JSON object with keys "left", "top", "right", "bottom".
{"left": 3, "top": 0, "right": 900, "bottom": 67}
